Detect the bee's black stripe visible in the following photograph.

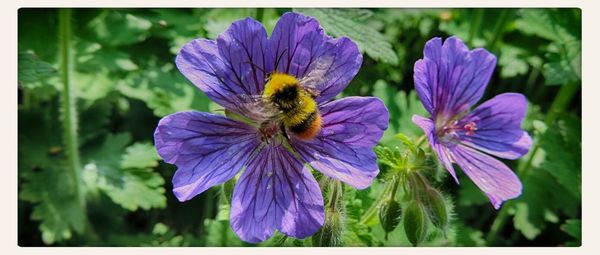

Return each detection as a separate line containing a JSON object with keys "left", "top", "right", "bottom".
{"left": 290, "top": 110, "right": 317, "bottom": 133}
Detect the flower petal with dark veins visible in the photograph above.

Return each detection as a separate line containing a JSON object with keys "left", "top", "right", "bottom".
{"left": 291, "top": 97, "right": 388, "bottom": 189}
{"left": 230, "top": 143, "right": 324, "bottom": 243}
{"left": 458, "top": 93, "right": 532, "bottom": 160}
{"left": 269, "top": 12, "right": 362, "bottom": 104}
{"left": 451, "top": 145, "right": 523, "bottom": 209}
{"left": 414, "top": 36, "right": 496, "bottom": 117}
{"left": 176, "top": 17, "right": 269, "bottom": 116}
{"left": 154, "top": 111, "right": 261, "bottom": 201}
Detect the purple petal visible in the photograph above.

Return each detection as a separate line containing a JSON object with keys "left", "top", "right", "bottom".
{"left": 230, "top": 143, "right": 324, "bottom": 243}
{"left": 154, "top": 111, "right": 260, "bottom": 201}
{"left": 451, "top": 145, "right": 522, "bottom": 209}
{"left": 458, "top": 93, "right": 532, "bottom": 159}
{"left": 175, "top": 17, "right": 268, "bottom": 114}
{"left": 291, "top": 97, "right": 388, "bottom": 189}
{"left": 269, "top": 12, "right": 362, "bottom": 104}
{"left": 412, "top": 115, "right": 459, "bottom": 182}
{"left": 414, "top": 36, "right": 497, "bottom": 117}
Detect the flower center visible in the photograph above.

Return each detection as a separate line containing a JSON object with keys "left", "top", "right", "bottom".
{"left": 437, "top": 121, "right": 477, "bottom": 144}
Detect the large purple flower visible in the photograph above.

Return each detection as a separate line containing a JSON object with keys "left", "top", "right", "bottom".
{"left": 154, "top": 12, "right": 389, "bottom": 243}
{"left": 412, "top": 36, "right": 532, "bottom": 209}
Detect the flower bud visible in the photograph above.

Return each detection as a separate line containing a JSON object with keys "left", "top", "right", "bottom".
{"left": 379, "top": 198, "right": 402, "bottom": 237}
{"left": 424, "top": 187, "right": 449, "bottom": 231}
{"left": 312, "top": 208, "right": 344, "bottom": 247}
{"left": 403, "top": 201, "right": 427, "bottom": 246}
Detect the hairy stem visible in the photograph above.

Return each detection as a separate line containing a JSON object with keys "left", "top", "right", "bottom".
{"left": 59, "top": 8, "right": 86, "bottom": 218}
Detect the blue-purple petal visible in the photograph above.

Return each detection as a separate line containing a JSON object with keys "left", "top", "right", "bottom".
{"left": 230, "top": 143, "right": 324, "bottom": 243}
{"left": 154, "top": 111, "right": 260, "bottom": 201}
{"left": 291, "top": 97, "right": 388, "bottom": 189}
{"left": 269, "top": 12, "right": 362, "bottom": 104}
{"left": 412, "top": 115, "right": 459, "bottom": 182}
{"left": 414, "top": 36, "right": 496, "bottom": 117}
{"left": 176, "top": 18, "right": 269, "bottom": 115}
{"left": 458, "top": 93, "right": 532, "bottom": 159}
{"left": 451, "top": 145, "right": 523, "bottom": 209}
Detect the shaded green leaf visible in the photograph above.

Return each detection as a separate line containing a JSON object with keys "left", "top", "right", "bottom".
{"left": 20, "top": 166, "right": 85, "bottom": 244}
{"left": 83, "top": 133, "right": 166, "bottom": 211}
{"left": 295, "top": 8, "right": 399, "bottom": 65}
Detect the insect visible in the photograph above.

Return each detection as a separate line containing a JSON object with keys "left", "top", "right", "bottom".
{"left": 248, "top": 57, "right": 332, "bottom": 142}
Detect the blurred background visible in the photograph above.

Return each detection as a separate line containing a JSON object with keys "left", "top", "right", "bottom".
{"left": 18, "top": 8, "right": 581, "bottom": 247}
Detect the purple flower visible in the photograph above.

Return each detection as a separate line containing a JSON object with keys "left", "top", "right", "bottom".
{"left": 412, "top": 36, "right": 532, "bottom": 209}
{"left": 154, "top": 12, "right": 389, "bottom": 243}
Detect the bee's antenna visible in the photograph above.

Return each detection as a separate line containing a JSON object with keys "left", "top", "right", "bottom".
{"left": 274, "top": 49, "right": 288, "bottom": 72}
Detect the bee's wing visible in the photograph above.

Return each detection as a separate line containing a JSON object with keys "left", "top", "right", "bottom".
{"left": 297, "top": 56, "right": 334, "bottom": 97}
{"left": 236, "top": 94, "right": 281, "bottom": 123}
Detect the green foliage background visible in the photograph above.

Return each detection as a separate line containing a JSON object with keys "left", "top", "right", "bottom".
{"left": 18, "top": 8, "right": 581, "bottom": 247}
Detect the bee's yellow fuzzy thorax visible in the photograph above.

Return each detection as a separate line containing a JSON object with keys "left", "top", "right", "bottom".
{"left": 263, "top": 73, "right": 299, "bottom": 98}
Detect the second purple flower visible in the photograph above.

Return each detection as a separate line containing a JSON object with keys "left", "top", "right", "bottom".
{"left": 412, "top": 36, "right": 532, "bottom": 209}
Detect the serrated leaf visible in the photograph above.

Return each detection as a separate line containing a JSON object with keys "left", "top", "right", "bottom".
{"left": 295, "top": 8, "right": 399, "bottom": 65}
{"left": 117, "top": 62, "right": 211, "bottom": 117}
{"left": 512, "top": 168, "right": 579, "bottom": 239}
{"left": 561, "top": 219, "right": 581, "bottom": 246}
{"left": 88, "top": 10, "right": 153, "bottom": 47}
{"left": 516, "top": 9, "right": 580, "bottom": 44}
{"left": 18, "top": 51, "right": 57, "bottom": 85}
{"left": 538, "top": 114, "right": 581, "bottom": 199}
{"left": 497, "top": 45, "right": 530, "bottom": 78}
{"left": 542, "top": 41, "right": 581, "bottom": 85}
{"left": 121, "top": 142, "right": 160, "bottom": 169}
{"left": 82, "top": 133, "right": 166, "bottom": 211}
{"left": 19, "top": 166, "right": 85, "bottom": 244}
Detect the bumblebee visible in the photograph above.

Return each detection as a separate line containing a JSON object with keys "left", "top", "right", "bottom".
{"left": 262, "top": 72, "right": 322, "bottom": 141}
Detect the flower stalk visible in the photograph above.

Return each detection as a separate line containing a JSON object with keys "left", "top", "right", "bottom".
{"left": 59, "top": 8, "right": 86, "bottom": 217}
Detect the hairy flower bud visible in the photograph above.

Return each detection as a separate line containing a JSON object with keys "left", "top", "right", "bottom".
{"left": 424, "top": 187, "right": 449, "bottom": 231}
{"left": 312, "top": 208, "right": 344, "bottom": 247}
{"left": 403, "top": 201, "right": 427, "bottom": 246}
{"left": 379, "top": 198, "right": 402, "bottom": 237}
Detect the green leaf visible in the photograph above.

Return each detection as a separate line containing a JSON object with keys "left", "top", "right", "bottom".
{"left": 515, "top": 9, "right": 581, "bottom": 86}
{"left": 203, "top": 203, "right": 244, "bottom": 246}
{"left": 295, "top": 8, "right": 399, "bottom": 65}
{"left": 20, "top": 166, "right": 86, "bottom": 244}
{"left": 542, "top": 41, "right": 581, "bottom": 85}
{"left": 88, "top": 10, "right": 153, "bottom": 47}
{"left": 121, "top": 142, "right": 160, "bottom": 169}
{"left": 538, "top": 114, "right": 581, "bottom": 199}
{"left": 560, "top": 219, "right": 581, "bottom": 246}
{"left": 512, "top": 168, "right": 579, "bottom": 239}
{"left": 18, "top": 51, "right": 57, "bottom": 86}
{"left": 117, "top": 62, "right": 211, "bottom": 117}
{"left": 516, "top": 9, "right": 580, "bottom": 44}
{"left": 497, "top": 45, "right": 530, "bottom": 78}
{"left": 371, "top": 80, "right": 428, "bottom": 146}
{"left": 82, "top": 133, "right": 166, "bottom": 211}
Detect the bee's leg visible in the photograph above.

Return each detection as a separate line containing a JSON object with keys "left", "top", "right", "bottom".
{"left": 280, "top": 124, "right": 290, "bottom": 141}
{"left": 306, "top": 87, "right": 321, "bottom": 98}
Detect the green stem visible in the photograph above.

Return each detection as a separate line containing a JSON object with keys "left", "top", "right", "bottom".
{"left": 487, "top": 9, "right": 510, "bottom": 50}
{"left": 59, "top": 9, "right": 86, "bottom": 219}
{"left": 359, "top": 179, "right": 395, "bottom": 225}
{"left": 486, "top": 81, "right": 581, "bottom": 245}
{"left": 468, "top": 9, "right": 484, "bottom": 45}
